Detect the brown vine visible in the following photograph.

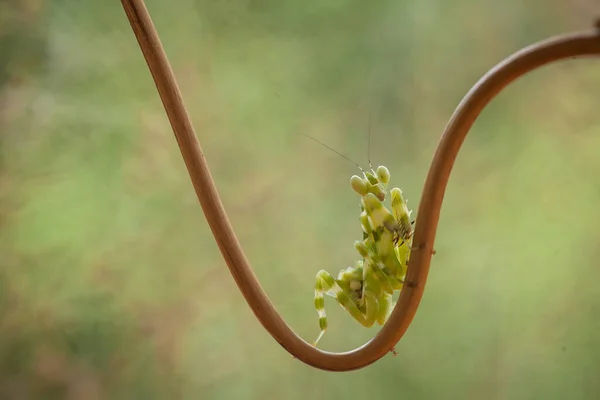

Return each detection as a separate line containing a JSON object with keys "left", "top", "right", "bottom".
{"left": 120, "top": 0, "right": 600, "bottom": 372}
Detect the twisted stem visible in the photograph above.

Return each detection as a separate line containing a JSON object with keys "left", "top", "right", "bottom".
{"left": 120, "top": 0, "right": 600, "bottom": 372}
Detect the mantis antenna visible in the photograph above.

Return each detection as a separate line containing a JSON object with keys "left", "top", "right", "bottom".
{"left": 297, "top": 132, "right": 368, "bottom": 174}
{"left": 367, "top": 110, "right": 373, "bottom": 172}
{"left": 298, "top": 112, "right": 378, "bottom": 176}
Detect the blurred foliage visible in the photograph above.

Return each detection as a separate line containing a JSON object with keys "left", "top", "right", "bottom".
{"left": 1, "top": 0, "right": 600, "bottom": 398}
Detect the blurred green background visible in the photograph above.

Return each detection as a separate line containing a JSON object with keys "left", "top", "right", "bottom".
{"left": 2, "top": 0, "right": 600, "bottom": 398}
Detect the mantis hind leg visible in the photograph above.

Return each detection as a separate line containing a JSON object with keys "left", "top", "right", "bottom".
{"left": 376, "top": 292, "right": 393, "bottom": 325}
{"left": 375, "top": 293, "right": 399, "bottom": 356}
{"left": 313, "top": 270, "right": 336, "bottom": 347}
{"left": 313, "top": 270, "right": 379, "bottom": 347}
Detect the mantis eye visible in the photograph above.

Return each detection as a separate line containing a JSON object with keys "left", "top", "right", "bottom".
{"left": 350, "top": 175, "right": 368, "bottom": 196}
{"left": 376, "top": 166, "right": 390, "bottom": 185}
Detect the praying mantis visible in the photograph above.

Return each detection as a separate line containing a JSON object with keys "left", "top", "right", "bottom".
{"left": 312, "top": 164, "right": 414, "bottom": 351}
{"left": 300, "top": 130, "right": 415, "bottom": 353}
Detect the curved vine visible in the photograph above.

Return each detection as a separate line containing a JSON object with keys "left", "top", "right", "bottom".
{"left": 120, "top": 0, "right": 600, "bottom": 372}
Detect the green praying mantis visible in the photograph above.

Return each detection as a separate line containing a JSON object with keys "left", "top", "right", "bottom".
{"left": 301, "top": 132, "right": 415, "bottom": 354}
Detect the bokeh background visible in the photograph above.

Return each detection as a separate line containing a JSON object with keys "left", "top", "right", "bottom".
{"left": 2, "top": 0, "right": 600, "bottom": 398}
